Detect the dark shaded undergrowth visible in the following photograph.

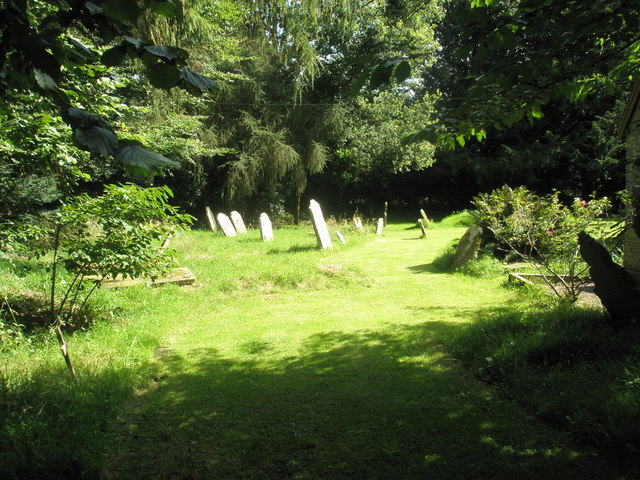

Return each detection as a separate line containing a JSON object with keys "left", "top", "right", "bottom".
{"left": 449, "top": 302, "right": 640, "bottom": 474}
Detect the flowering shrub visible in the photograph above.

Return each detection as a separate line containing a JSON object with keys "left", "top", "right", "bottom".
{"left": 472, "top": 185, "right": 611, "bottom": 301}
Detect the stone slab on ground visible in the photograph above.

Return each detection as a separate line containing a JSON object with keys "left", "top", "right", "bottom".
{"left": 94, "top": 267, "right": 196, "bottom": 288}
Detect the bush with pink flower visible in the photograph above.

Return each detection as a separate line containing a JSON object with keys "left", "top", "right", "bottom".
{"left": 472, "top": 185, "right": 611, "bottom": 301}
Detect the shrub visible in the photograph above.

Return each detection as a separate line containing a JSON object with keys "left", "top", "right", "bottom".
{"left": 472, "top": 185, "right": 611, "bottom": 301}
{"left": 50, "top": 184, "right": 193, "bottom": 327}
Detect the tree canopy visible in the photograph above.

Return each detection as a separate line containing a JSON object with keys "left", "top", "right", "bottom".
{"left": 0, "top": 0, "right": 633, "bottom": 224}
{"left": 0, "top": 0, "right": 216, "bottom": 175}
{"left": 406, "top": 0, "right": 640, "bottom": 148}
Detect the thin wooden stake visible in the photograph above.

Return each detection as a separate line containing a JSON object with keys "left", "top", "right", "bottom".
{"left": 55, "top": 326, "right": 77, "bottom": 383}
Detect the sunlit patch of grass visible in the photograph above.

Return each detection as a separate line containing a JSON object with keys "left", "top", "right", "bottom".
{"left": 434, "top": 210, "right": 476, "bottom": 228}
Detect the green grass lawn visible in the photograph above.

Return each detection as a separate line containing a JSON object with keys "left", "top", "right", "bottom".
{"left": 0, "top": 221, "right": 634, "bottom": 479}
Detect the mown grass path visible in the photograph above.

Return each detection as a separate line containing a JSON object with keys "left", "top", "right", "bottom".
{"left": 105, "top": 224, "right": 621, "bottom": 479}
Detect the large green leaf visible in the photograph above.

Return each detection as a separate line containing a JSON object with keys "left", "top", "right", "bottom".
{"left": 67, "top": 107, "right": 107, "bottom": 128}
{"left": 73, "top": 126, "right": 119, "bottom": 155}
{"left": 83, "top": 1, "right": 103, "bottom": 15}
{"left": 115, "top": 144, "right": 178, "bottom": 176}
{"left": 394, "top": 61, "right": 411, "bottom": 83}
{"left": 148, "top": 63, "right": 181, "bottom": 89}
{"left": 122, "top": 35, "right": 143, "bottom": 50}
{"left": 350, "top": 68, "right": 371, "bottom": 96}
{"left": 101, "top": 45, "right": 127, "bottom": 67}
{"left": 143, "top": 45, "right": 180, "bottom": 63}
{"left": 180, "top": 67, "right": 217, "bottom": 91}
{"left": 34, "top": 69, "right": 57, "bottom": 89}
{"left": 370, "top": 63, "right": 392, "bottom": 90}
{"left": 67, "top": 37, "right": 97, "bottom": 62}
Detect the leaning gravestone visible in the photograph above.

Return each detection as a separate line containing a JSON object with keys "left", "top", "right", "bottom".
{"left": 354, "top": 217, "right": 363, "bottom": 230}
{"left": 376, "top": 217, "right": 384, "bottom": 235}
{"left": 579, "top": 231, "right": 640, "bottom": 327}
{"left": 309, "top": 199, "right": 332, "bottom": 249}
{"left": 336, "top": 231, "right": 346, "bottom": 244}
{"left": 420, "top": 209, "right": 430, "bottom": 226}
{"left": 230, "top": 211, "right": 247, "bottom": 234}
{"left": 418, "top": 219, "right": 427, "bottom": 238}
{"left": 217, "top": 213, "right": 237, "bottom": 237}
{"left": 205, "top": 206, "right": 216, "bottom": 232}
{"left": 259, "top": 212, "right": 273, "bottom": 241}
{"left": 452, "top": 226, "right": 483, "bottom": 268}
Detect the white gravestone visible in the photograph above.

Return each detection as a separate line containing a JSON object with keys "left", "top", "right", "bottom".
{"left": 354, "top": 216, "right": 363, "bottom": 230}
{"left": 418, "top": 219, "right": 427, "bottom": 238}
{"left": 230, "top": 211, "right": 247, "bottom": 234}
{"left": 205, "top": 206, "right": 216, "bottom": 232}
{"left": 376, "top": 217, "right": 384, "bottom": 235}
{"left": 336, "top": 231, "right": 346, "bottom": 244}
{"left": 309, "top": 199, "right": 332, "bottom": 249}
{"left": 259, "top": 213, "right": 273, "bottom": 241}
{"left": 217, "top": 213, "right": 237, "bottom": 237}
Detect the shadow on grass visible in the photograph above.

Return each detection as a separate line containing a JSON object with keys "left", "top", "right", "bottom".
{"left": 406, "top": 262, "right": 448, "bottom": 274}
{"left": 267, "top": 244, "right": 318, "bottom": 254}
{"left": 103, "top": 321, "right": 621, "bottom": 480}
{"left": 450, "top": 304, "right": 640, "bottom": 474}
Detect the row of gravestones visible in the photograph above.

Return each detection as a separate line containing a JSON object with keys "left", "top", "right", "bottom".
{"left": 205, "top": 200, "right": 465, "bottom": 252}
{"left": 311, "top": 199, "right": 391, "bottom": 249}
{"left": 205, "top": 200, "right": 389, "bottom": 249}
{"left": 205, "top": 207, "right": 274, "bottom": 242}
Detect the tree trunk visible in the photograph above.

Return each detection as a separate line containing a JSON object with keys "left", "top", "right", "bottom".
{"left": 294, "top": 194, "right": 301, "bottom": 225}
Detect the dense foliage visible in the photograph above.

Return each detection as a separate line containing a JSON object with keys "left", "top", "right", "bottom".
{"left": 473, "top": 185, "right": 611, "bottom": 301}
{"left": 407, "top": 0, "right": 639, "bottom": 147}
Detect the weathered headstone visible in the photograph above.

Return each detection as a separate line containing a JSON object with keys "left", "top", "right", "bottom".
{"left": 354, "top": 216, "right": 363, "bottom": 230}
{"left": 259, "top": 212, "right": 273, "bottom": 241}
{"left": 309, "top": 199, "right": 332, "bottom": 249}
{"left": 217, "top": 213, "right": 237, "bottom": 237}
{"left": 418, "top": 219, "right": 427, "bottom": 238}
{"left": 452, "top": 226, "right": 483, "bottom": 268}
{"left": 205, "top": 206, "right": 216, "bottom": 232}
{"left": 420, "top": 209, "right": 430, "bottom": 226}
{"left": 376, "top": 217, "right": 384, "bottom": 235}
{"left": 161, "top": 235, "right": 171, "bottom": 249}
{"left": 230, "top": 210, "right": 247, "bottom": 234}
{"left": 336, "top": 231, "right": 346, "bottom": 244}
{"left": 89, "top": 267, "right": 197, "bottom": 288}
{"left": 579, "top": 231, "right": 640, "bottom": 327}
